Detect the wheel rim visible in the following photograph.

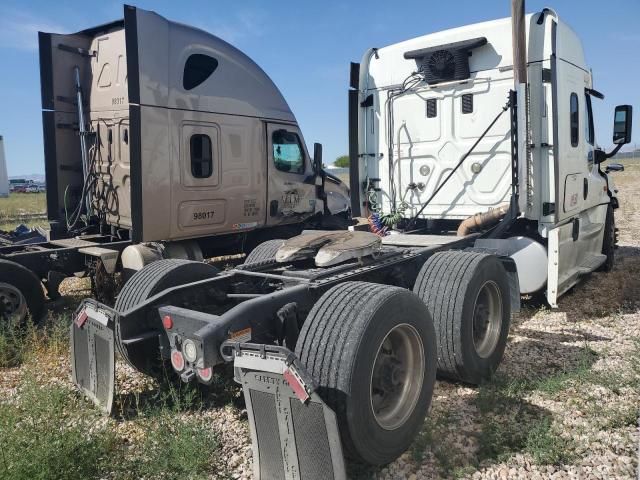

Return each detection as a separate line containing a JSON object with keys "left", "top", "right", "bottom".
{"left": 472, "top": 281, "right": 503, "bottom": 358}
{"left": 0, "top": 282, "right": 27, "bottom": 321}
{"left": 370, "top": 323, "right": 425, "bottom": 430}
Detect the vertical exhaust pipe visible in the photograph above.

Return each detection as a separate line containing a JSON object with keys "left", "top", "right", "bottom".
{"left": 511, "top": 0, "right": 530, "bottom": 214}
{"left": 511, "top": 0, "right": 527, "bottom": 87}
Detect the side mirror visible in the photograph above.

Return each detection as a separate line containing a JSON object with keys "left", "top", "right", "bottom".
{"left": 605, "top": 163, "right": 624, "bottom": 174}
{"left": 313, "top": 143, "right": 323, "bottom": 175}
{"left": 613, "top": 105, "right": 633, "bottom": 145}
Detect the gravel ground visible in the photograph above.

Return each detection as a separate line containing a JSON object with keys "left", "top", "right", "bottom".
{"left": 1, "top": 166, "right": 639, "bottom": 479}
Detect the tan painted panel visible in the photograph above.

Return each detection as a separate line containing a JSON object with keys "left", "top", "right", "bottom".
{"left": 88, "top": 111, "right": 132, "bottom": 229}
{"left": 89, "top": 28, "right": 128, "bottom": 113}
{"left": 140, "top": 105, "right": 172, "bottom": 241}
{"left": 178, "top": 200, "right": 226, "bottom": 228}
{"left": 151, "top": 108, "right": 269, "bottom": 241}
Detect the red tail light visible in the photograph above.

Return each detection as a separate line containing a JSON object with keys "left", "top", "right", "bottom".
{"left": 162, "top": 315, "right": 173, "bottom": 330}
{"left": 171, "top": 350, "right": 185, "bottom": 371}
{"left": 196, "top": 367, "right": 213, "bottom": 383}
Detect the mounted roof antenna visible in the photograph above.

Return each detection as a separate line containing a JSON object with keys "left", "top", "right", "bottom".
{"left": 511, "top": 0, "right": 529, "bottom": 214}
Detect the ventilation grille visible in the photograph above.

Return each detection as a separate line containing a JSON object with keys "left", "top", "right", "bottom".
{"left": 404, "top": 37, "right": 487, "bottom": 85}
{"left": 422, "top": 49, "right": 470, "bottom": 84}
{"left": 462, "top": 94, "right": 474, "bottom": 114}
{"left": 426, "top": 98, "right": 437, "bottom": 118}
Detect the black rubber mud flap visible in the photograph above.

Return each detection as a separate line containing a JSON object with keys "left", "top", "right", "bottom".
{"left": 71, "top": 300, "right": 116, "bottom": 414}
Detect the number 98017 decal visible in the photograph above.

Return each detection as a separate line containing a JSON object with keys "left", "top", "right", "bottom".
{"left": 178, "top": 201, "right": 226, "bottom": 228}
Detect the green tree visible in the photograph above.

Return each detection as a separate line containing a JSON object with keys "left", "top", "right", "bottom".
{"left": 334, "top": 155, "right": 350, "bottom": 168}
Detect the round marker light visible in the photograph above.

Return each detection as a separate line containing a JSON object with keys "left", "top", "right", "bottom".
{"left": 162, "top": 315, "right": 173, "bottom": 330}
{"left": 419, "top": 165, "right": 431, "bottom": 176}
{"left": 197, "top": 367, "right": 213, "bottom": 383}
{"left": 171, "top": 350, "right": 185, "bottom": 372}
{"left": 471, "top": 162, "right": 482, "bottom": 174}
{"left": 183, "top": 339, "right": 198, "bottom": 363}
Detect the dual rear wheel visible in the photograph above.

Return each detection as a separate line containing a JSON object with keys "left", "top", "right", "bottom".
{"left": 295, "top": 251, "right": 511, "bottom": 465}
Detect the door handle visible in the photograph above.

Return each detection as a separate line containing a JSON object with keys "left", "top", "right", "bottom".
{"left": 583, "top": 178, "right": 588, "bottom": 200}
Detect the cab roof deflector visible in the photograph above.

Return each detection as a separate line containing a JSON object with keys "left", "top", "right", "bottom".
{"left": 403, "top": 37, "right": 487, "bottom": 60}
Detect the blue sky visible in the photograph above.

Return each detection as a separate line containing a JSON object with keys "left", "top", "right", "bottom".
{"left": 0, "top": 0, "right": 638, "bottom": 176}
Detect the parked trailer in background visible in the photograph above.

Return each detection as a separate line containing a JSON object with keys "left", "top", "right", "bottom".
{"left": 71, "top": 2, "right": 632, "bottom": 478}
{"left": 0, "top": 5, "right": 350, "bottom": 324}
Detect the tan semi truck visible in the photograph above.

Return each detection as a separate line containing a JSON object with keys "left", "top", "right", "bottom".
{"left": 0, "top": 5, "right": 350, "bottom": 323}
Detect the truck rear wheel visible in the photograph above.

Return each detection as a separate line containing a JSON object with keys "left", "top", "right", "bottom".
{"left": 0, "top": 259, "right": 45, "bottom": 324}
{"left": 295, "top": 281, "right": 437, "bottom": 466}
{"left": 241, "top": 239, "right": 284, "bottom": 266}
{"left": 413, "top": 251, "right": 511, "bottom": 384}
{"left": 115, "top": 259, "right": 219, "bottom": 376}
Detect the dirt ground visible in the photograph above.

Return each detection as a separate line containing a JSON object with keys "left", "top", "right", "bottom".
{"left": 1, "top": 164, "right": 639, "bottom": 479}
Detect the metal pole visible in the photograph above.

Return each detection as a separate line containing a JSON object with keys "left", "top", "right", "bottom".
{"left": 511, "top": 0, "right": 527, "bottom": 86}
{"left": 511, "top": 0, "right": 529, "bottom": 214}
{"left": 74, "top": 66, "right": 91, "bottom": 215}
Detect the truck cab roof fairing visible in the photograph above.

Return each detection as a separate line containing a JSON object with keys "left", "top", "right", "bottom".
{"left": 128, "top": 6, "right": 296, "bottom": 122}
{"left": 363, "top": 12, "right": 587, "bottom": 90}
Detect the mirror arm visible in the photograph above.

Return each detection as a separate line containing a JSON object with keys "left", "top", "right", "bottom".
{"left": 605, "top": 143, "right": 624, "bottom": 159}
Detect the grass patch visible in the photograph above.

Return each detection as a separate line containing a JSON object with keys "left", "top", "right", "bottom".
{"left": 0, "top": 376, "right": 222, "bottom": 480}
{"left": 0, "top": 315, "right": 69, "bottom": 368}
{"left": 476, "top": 382, "right": 576, "bottom": 466}
{"left": 0, "top": 377, "right": 118, "bottom": 480}
{"left": 410, "top": 411, "right": 472, "bottom": 478}
{"left": 524, "top": 417, "right": 573, "bottom": 464}
{"left": 0, "top": 317, "right": 29, "bottom": 367}
{"left": 532, "top": 346, "right": 598, "bottom": 395}
{"left": 472, "top": 346, "right": 599, "bottom": 465}
{"left": 0, "top": 192, "right": 47, "bottom": 231}
{"left": 124, "top": 412, "right": 221, "bottom": 479}
{"left": 475, "top": 344, "right": 599, "bottom": 405}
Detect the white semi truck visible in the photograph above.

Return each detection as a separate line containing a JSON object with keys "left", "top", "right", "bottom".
{"left": 71, "top": 3, "right": 631, "bottom": 479}
{"left": 348, "top": 5, "right": 629, "bottom": 307}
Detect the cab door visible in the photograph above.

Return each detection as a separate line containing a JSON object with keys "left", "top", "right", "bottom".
{"left": 547, "top": 61, "right": 608, "bottom": 306}
{"left": 265, "top": 123, "right": 318, "bottom": 226}
{"left": 554, "top": 61, "right": 588, "bottom": 223}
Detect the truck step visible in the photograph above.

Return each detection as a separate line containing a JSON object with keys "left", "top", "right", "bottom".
{"left": 577, "top": 253, "right": 607, "bottom": 274}
{"left": 50, "top": 238, "right": 98, "bottom": 248}
{"left": 381, "top": 233, "right": 462, "bottom": 247}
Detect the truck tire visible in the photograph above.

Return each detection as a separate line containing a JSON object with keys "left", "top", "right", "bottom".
{"left": 599, "top": 205, "right": 615, "bottom": 272}
{"left": 115, "top": 259, "right": 219, "bottom": 376}
{"left": 295, "top": 281, "right": 437, "bottom": 466}
{"left": 0, "top": 259, "right": 45, "bottom": 324}
{"left": 413, "top": 251, "right": 511, "bottom": 385}
{"left": 241, "top": 239, "right": 284, "bottom": 266}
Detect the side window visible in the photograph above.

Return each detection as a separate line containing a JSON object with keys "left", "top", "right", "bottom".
{"left": 585, "top": 94, "right": 594, "bottom": 145}
{"left": 190, "top": 134, "right": 212, "bottom": 178}
{"left": 272, "top": 130, "right": 305, "bottom": 174}
{"left": 570, "top": 93, "right": 579, "bottom": 147}
{"left": 183, "top": 54, "right": 218, "bottom": 90}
